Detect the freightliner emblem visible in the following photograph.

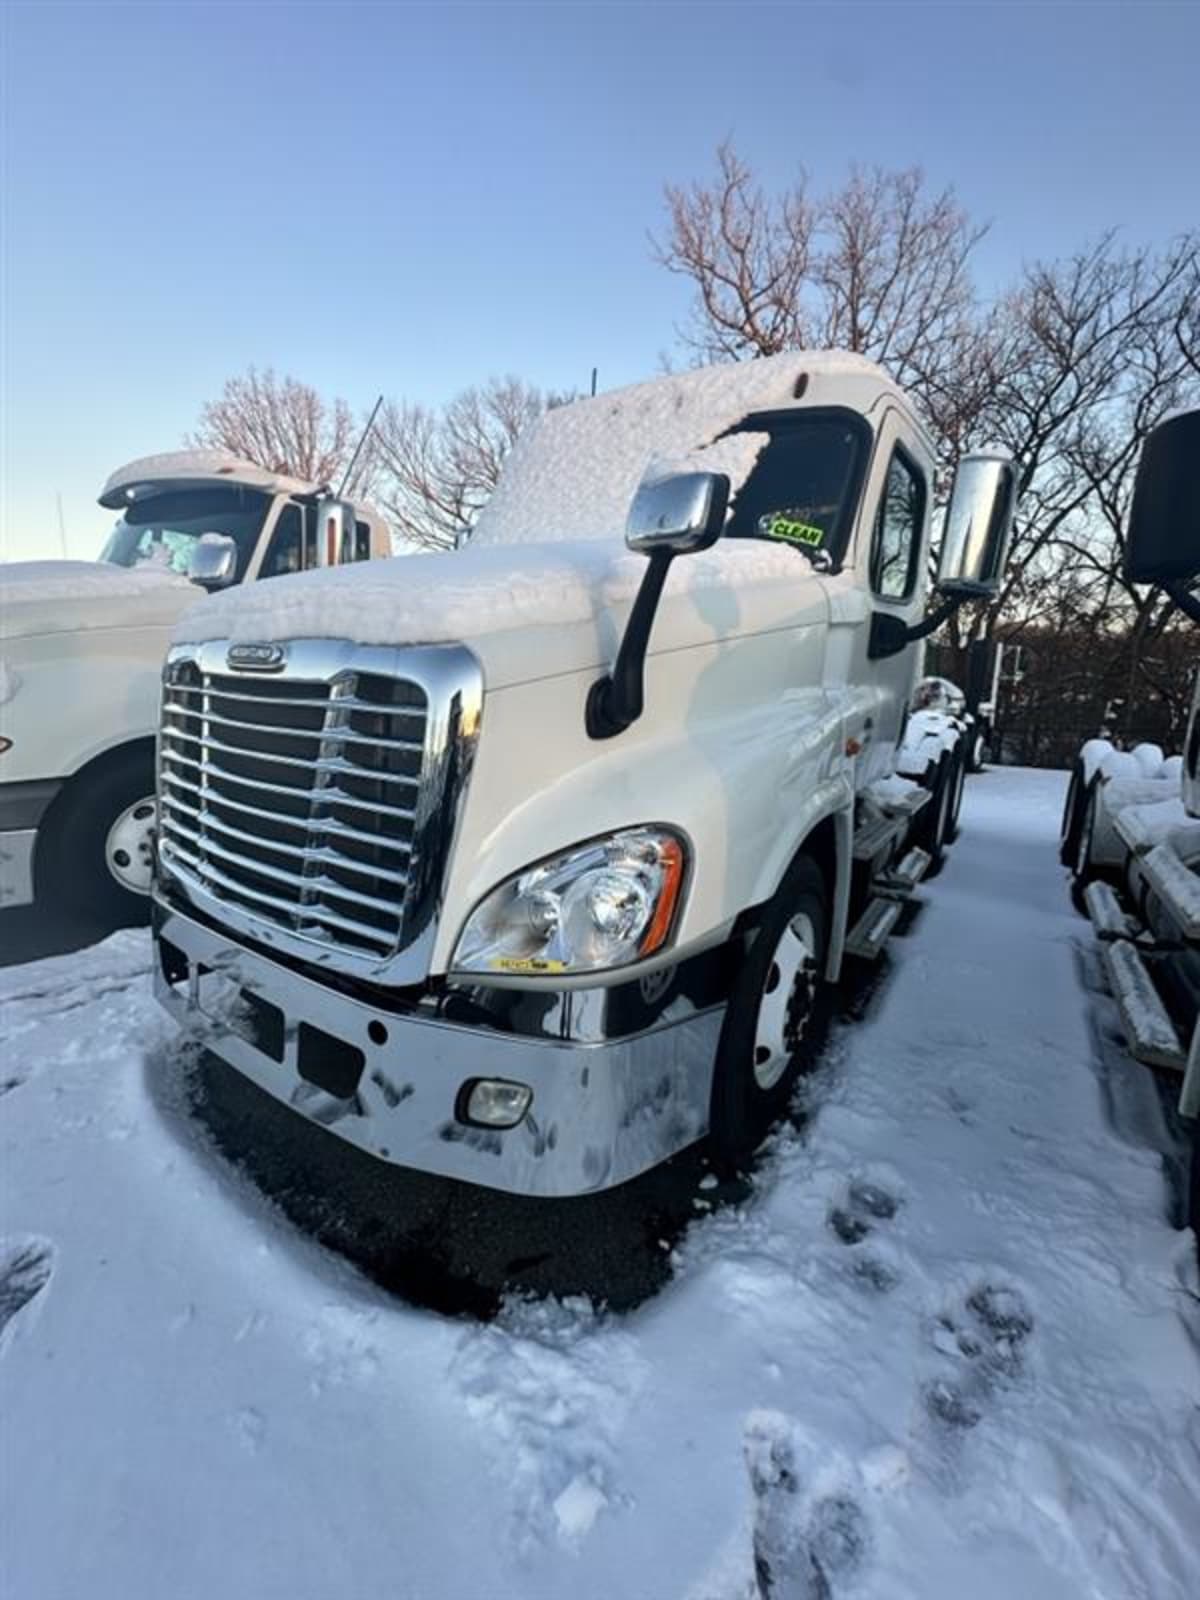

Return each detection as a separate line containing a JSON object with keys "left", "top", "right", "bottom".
{"left": 226, "top": 642, "right": 287, "bottom": 672}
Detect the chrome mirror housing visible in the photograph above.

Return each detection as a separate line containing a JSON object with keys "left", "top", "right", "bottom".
{"left": 625, "top": 470, "right": 731, "bottom": 556}
{"left": 187, "top": 533, "right": 238, "bottom": 591}
{"left": 937, "top": 454, "right": 1017, "bottom": 599}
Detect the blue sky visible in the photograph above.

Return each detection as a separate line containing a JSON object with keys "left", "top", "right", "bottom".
{"left": 2, "top": 0, "right": 1196, "bottom": 561}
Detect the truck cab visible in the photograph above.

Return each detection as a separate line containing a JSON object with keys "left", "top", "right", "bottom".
{"left": 0, "top": 451, "right": 391, "bottom": 922}
{"left": 150, "top": 353, "right": 1015, "bottom": 1196}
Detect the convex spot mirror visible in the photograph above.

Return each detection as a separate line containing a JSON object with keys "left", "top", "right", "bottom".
{"left": 937, "top": 454, "right": 1017, "bottom": 599}
{"left": 187, "top": 533, "right": 238, "bottom": 591}
{"left": 1124, "top": 409, "right": 1200, "bottom": 586}
{"left": 625, "top": 470, "right": 731, "bottom": 556}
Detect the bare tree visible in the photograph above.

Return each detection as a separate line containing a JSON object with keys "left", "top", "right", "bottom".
{"left": 655, "top": 144, "right": 986, "bottom": 417}
{"left": 656, "top": 149, "right": 1200, "bottom": 756}
{"left": 189, "top": 367, "right": 357, "bottom": 486}
{"left": 371, "top": 376, "right": 571, "bottom": 551}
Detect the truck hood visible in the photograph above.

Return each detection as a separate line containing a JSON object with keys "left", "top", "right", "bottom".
{"left": 171, "top": 537, "right": 826, "bottom": 689}
{"left": 0, "top": 560, "right": 198, "bottom": 642}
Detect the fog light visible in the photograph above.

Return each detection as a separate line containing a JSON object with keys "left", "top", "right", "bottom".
{"left": 463, "top": 1079, "right": 533, "bottom": 1129}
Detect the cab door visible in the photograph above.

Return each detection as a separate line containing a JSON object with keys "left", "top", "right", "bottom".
{"left": 820, "top": 405, "right": 932, "bottom": 787}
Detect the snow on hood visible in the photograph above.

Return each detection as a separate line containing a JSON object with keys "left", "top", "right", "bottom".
{"left": 1, "top": 560, "right": 196, "bottom": 642}
{"left": 171, "top": 533, "right": 816, "bottom": 689}
{"left": 472, "top": 350, "right": 890, "bottom": 547}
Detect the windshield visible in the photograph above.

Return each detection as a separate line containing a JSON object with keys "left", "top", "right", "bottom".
{"left": 722, "top": 411, "right": 870, "bottom": 562}
{"left": 100, "top": 487, "right": 272, "bottom": 578}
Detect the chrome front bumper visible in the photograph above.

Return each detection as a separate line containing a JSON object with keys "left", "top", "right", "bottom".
{"left": 153, "top": 899, "right": 724, "bottom": 1197}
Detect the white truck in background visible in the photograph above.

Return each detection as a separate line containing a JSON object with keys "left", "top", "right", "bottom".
{"left": 1068, "top": 409, "right": 1200, "bottom": 1223}
{"left": 150, "top": 352, "right": 1017, "bottom": 1193}
{"left": 0, "top": 452, "right": 391, "bottom": 923}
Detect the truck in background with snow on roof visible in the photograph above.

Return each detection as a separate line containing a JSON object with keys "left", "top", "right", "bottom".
{"left": 0, "top": 452, "right": 391, "bottom": 924}
{"left": 1069, "top": 409, "right": 1200, "bottom": 1226}
{"left": 151, "top": 351, "right": 1017, "bottom": 1196}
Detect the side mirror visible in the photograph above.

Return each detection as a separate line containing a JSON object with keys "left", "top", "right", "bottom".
{"left": 187, "top": 533, "right": 238, "bottom": 591}
{"left": 937, "top": 454, "right": 1017, "bottom": 599}
{"left": 316, "top": 499, "right": 358, "bottom": 566}
{"left": 1124, "top": 409, "right": 1200, "bottom": 586}
{"left": 626, "top": 470, "right": 730, "bottom": 556}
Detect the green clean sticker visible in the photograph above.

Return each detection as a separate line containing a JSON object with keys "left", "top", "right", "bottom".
{"left": 762, "top": 513, "right": 825, "bottom": 548}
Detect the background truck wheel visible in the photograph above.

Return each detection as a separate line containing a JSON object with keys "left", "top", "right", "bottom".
{"left": 709, "top": 855, "right": 829, "bottom": 1172}
{"left": 945, "top": 748, "right": 967, "bottom": 844}
{"left": 915, "top": 753, "right": 954, "bottom": 874}
{"left": 1060, "top": 757, "right": 1087, "bottom": 868}
{"left": 36, "top": 750, "right": 156, "bottom": 928}
{"left": 1069, "top": 777, "right": 1100, "bottom": 916}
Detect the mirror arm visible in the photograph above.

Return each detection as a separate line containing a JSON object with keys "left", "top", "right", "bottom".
{"left": 1166, "top": 579, "right": 1200, "bottom": 625}
{"left": 905, "top": 591, "right": 967, "bottom": 643}
{"left": 586, "top": 550, "right": 675, "bottom": 740}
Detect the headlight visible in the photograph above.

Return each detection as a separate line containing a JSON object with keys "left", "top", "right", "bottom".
{"left": 451, "top": 827, "right": 687, "bottom": 976}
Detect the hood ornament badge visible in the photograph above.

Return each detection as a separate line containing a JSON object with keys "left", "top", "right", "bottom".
{"left": 226, "top": 642, "right": 287, "bottom": 672}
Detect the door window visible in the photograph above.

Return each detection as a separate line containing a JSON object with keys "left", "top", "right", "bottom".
{"left": 871, "top": 449, "right": 926, "bottom": 601}
{"left": 258, "top": 504, "right": 306, "bottom": 579}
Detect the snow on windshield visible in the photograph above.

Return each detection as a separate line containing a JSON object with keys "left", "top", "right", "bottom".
{"left": 472, "top": 351, "right": 876, "bottom": 546}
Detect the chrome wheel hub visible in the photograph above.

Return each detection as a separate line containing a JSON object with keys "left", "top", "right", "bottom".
{"left": 105, "top": 797, "right": 157, "bottom": 894}
{"left": 752, "top": 911, "right": 818, "bottom": 1090}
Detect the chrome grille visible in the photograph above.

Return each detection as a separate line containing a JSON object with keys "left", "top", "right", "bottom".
{"left": 158, "top": 659, "right": 429, "bottom": 959}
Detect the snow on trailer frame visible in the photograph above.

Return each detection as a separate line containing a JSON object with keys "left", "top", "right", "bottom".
{"left": 152, "top": 350, "right": 1017, "bottom": 1198}
{"left": 1068, "top": 408, "right": 1200, "bottom": 1217}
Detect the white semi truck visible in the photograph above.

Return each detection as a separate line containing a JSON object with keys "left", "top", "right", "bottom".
{"left": 0, "top": 452, "right": 391, "bottom": 922}
{"left": 150, "top": 352, "right": 1016, "bottom": 1190}
{"left": 1070, "top": 409, "right": 1200, "bottom": 1222}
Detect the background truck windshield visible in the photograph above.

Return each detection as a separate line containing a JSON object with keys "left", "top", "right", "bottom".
{"left": 100, "top": 487, "right": 271, "bottom": 578}
{"left": 723, "top": 413, "right": 870, "bottom": 561}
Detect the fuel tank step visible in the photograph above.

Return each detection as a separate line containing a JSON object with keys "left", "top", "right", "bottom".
{"left": 844, "top": 896, "right": 904, "bottom": 961}
{"left": 877, "top": 846, "right": 932, "bottom": 897}
{"left": 1083, "top": 880, "right": 1136, "bottom": 940}
{"left": 1100, "top": 937, "right": 1187, "bottom": 1071}
{"left": 1140, "top": 843, "right": 1200, "bottom": 939}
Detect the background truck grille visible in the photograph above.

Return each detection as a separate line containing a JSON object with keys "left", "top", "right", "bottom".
{"left": 158, "top": 661, "right": 428, "bottom": 958}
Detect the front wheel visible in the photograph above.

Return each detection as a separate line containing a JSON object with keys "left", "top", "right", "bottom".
{"left": 709, "top": 856, "right": 829, "bottom": 1172}
{"left": 945, "top": 750, "right": 967, "bottom": 845}
{"left": 1069, "top": 778, "right": 1099, "bottom": 916}
{"left": 915, "top": 753, "right": 953, "bottom": 875}
{"left": 36, "top": 751, "right": 157, "bottom": 928}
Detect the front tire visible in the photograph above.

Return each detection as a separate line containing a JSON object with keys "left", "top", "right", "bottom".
{"left": 945, "top": 749, "right": 967, "bottom": 845}
{"left": 1060, "top": 758, "right": 1087, "bottom": 868}
{"left": 709, "top": 856, "right": 829, "bottom": 1172}
{"left": 1069, "top": 778, "right": 1099, "bottom": 916}
{"left": 915, "top": 753, "right": 953, "bottom": 875}
{"left": 36, "top": 751, "right": 156, "bottom": 928}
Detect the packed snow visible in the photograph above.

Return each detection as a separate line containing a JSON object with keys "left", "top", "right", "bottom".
{"left": 0, "top": 559, "right": 191, "bottom": 617}
{"left": 1, "top": 769, "right": 1197, "bottom": 1600}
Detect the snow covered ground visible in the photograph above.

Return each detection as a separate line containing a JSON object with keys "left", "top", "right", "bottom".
{"left": 1, "top": 768, "right": 1197, "bottom": 1600}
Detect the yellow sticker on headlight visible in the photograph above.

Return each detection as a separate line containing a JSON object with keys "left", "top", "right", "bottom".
{"left": 490, "top": 956, "right": 567, "bottom": 974}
